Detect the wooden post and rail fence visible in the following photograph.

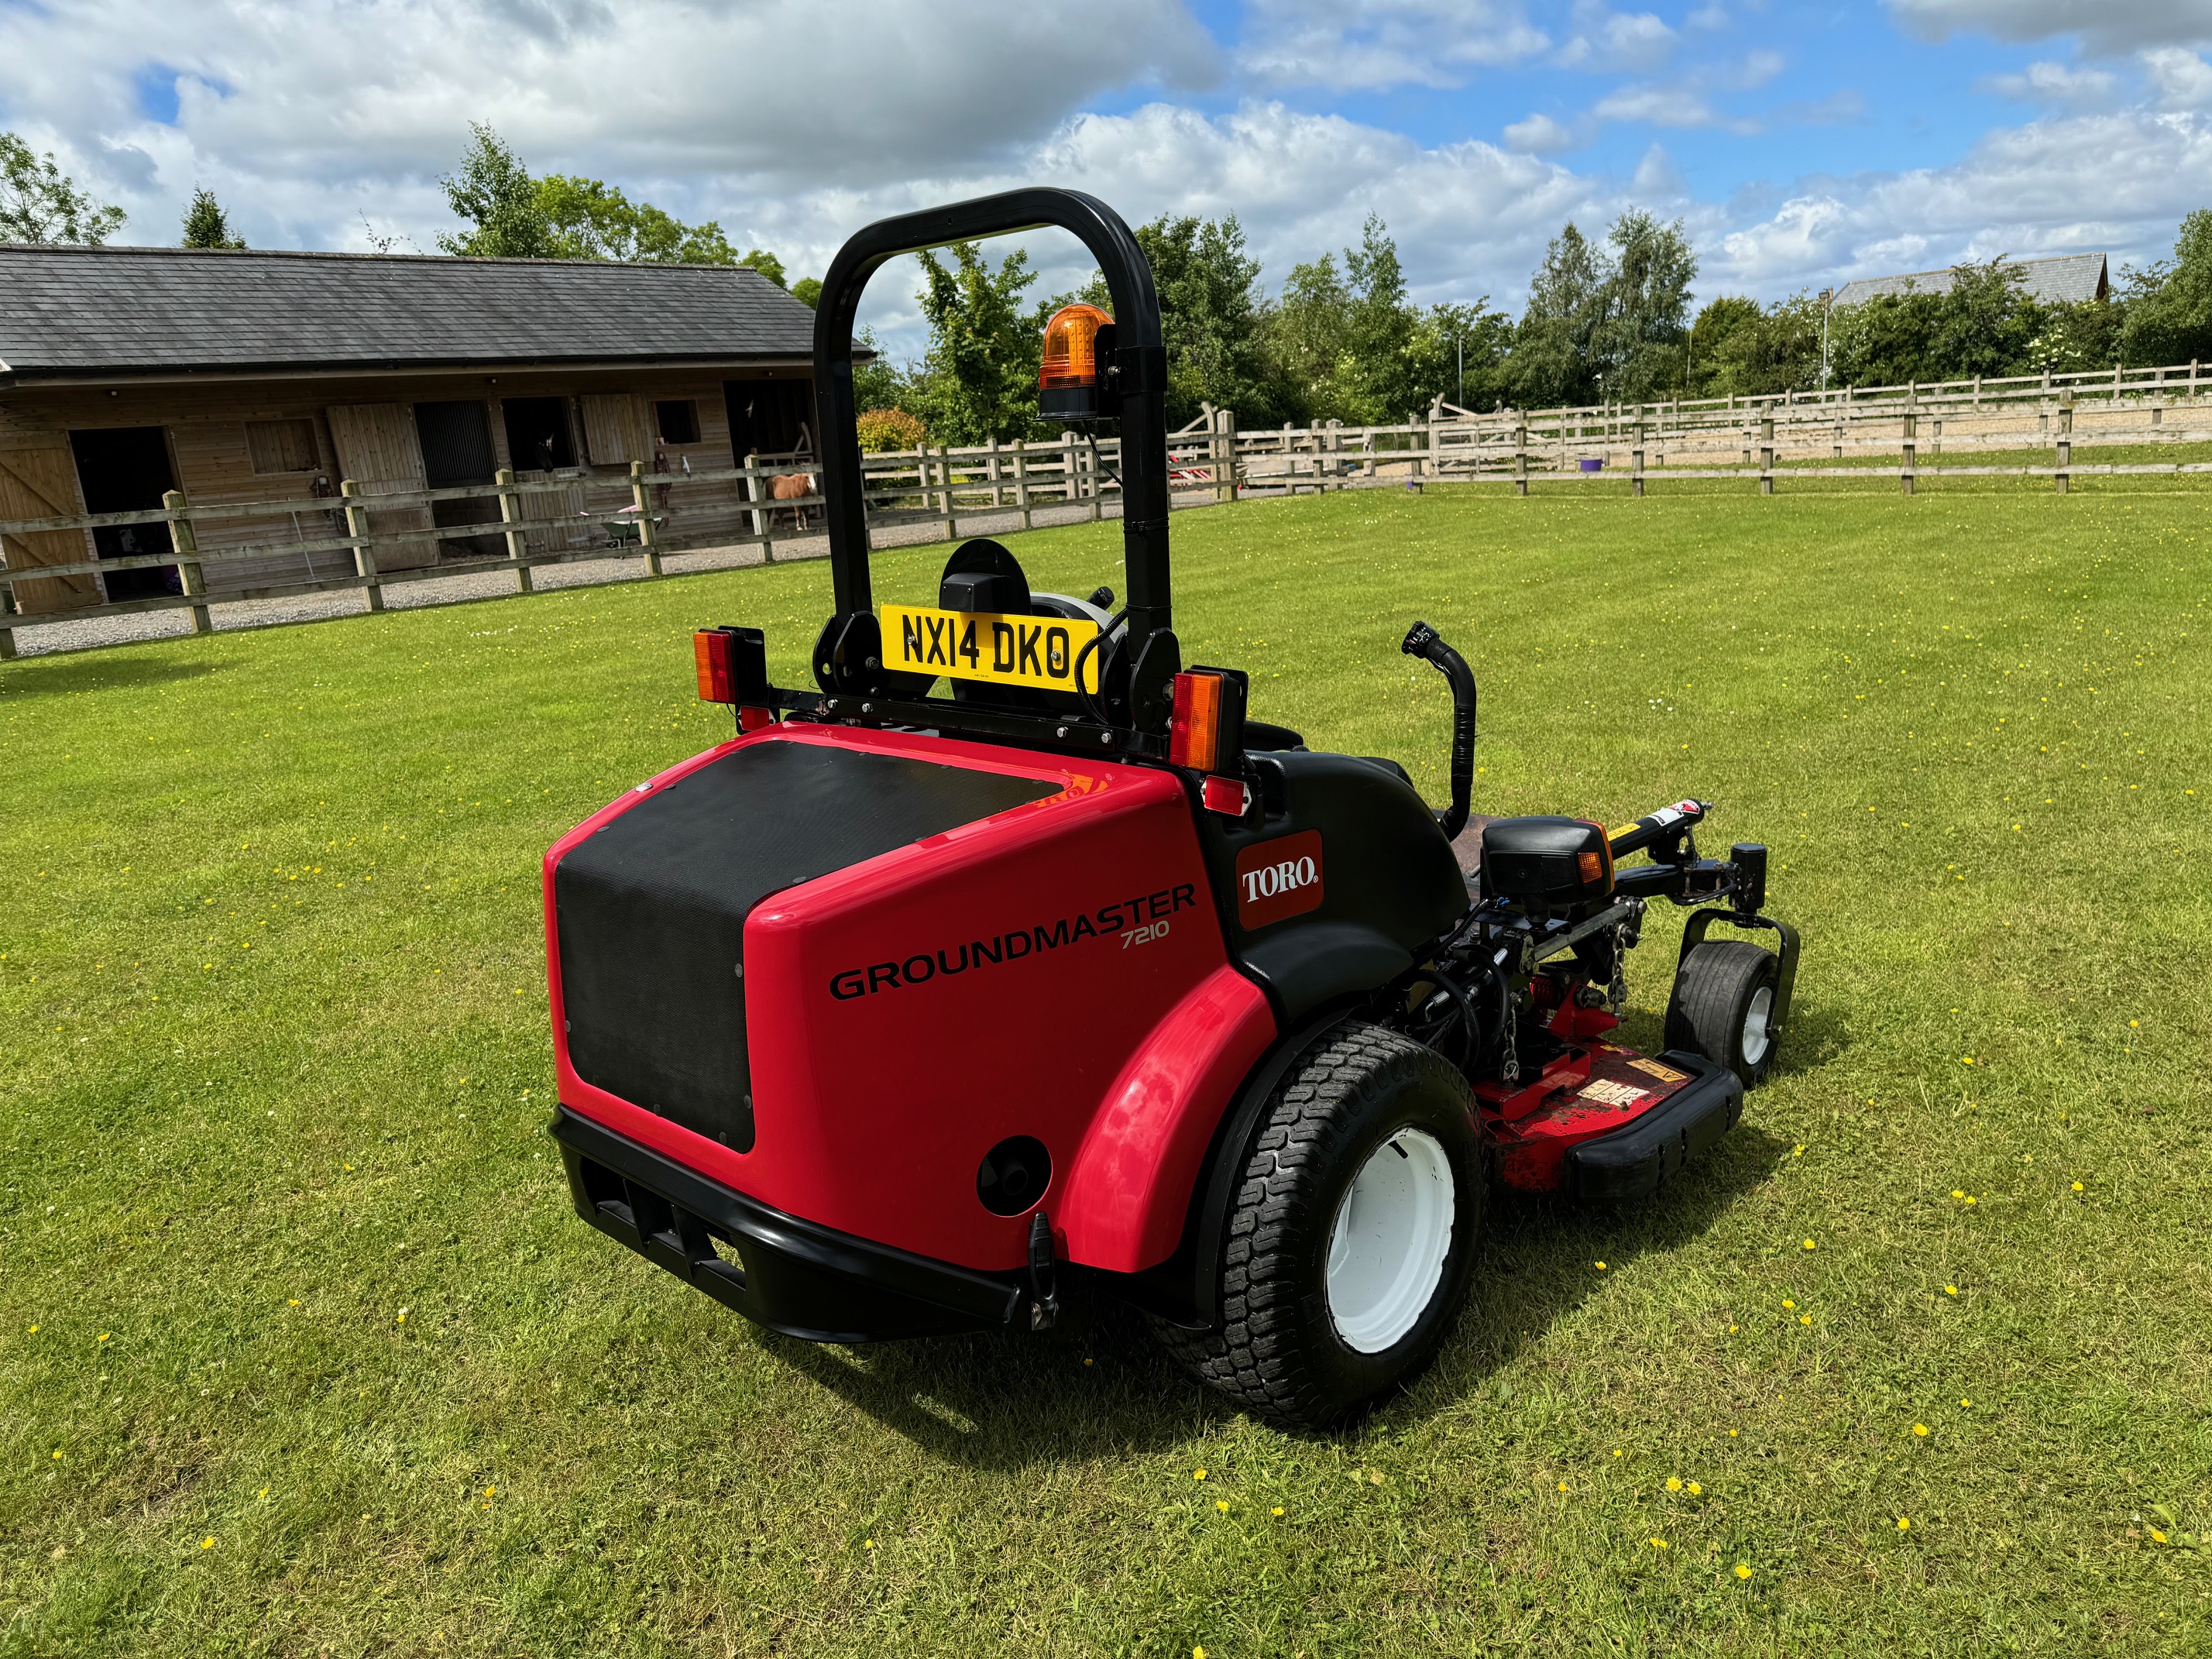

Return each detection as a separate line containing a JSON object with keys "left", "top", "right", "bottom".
{"left": 5, "top": 362, "right": 2210, "bottom": 658}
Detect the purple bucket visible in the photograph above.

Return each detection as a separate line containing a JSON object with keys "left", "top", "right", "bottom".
{"left": 1578, "top": 457, "right": 1605, "bottom": 473}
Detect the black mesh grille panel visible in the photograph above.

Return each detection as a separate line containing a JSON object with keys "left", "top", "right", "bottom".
{"left": 554, "top": 740, "right": 1058, "bottom": 1151}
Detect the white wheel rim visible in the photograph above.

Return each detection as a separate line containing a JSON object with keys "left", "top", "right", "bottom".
{"left": 1324, "top": 1128, "right": 1457, "bottom": 1355}
{"left": 1742, "top": 985, "right": 1774, "bottom": 1067}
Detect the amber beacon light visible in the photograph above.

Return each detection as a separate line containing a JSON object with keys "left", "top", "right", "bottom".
{"left": 1037, "top": 302, "right": 1111, "bottom": 420}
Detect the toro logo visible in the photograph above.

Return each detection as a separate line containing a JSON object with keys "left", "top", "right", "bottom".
{"left": 1235, "top": 830, "right": 1324, "bottom": 929}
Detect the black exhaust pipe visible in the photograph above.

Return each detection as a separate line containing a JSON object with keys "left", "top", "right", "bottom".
{"left": 1401, "top": 621, "right": 1476, "bottom": 841}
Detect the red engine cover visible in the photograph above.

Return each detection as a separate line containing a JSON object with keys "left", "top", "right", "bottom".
{"left": 546, "top": 724, "right": 1275, "bottom": 1275}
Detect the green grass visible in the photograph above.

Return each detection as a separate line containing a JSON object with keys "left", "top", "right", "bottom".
{"left": 5, "top": 483, "right": 2210, "bottom": 1655}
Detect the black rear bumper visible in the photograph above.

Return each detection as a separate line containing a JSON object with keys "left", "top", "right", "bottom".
{"left": 1565, "top": 1050, "right": 1743, "bottom": 1203}
{"left": 551, "top": 1108, "right": 1028, "bottom": 1342}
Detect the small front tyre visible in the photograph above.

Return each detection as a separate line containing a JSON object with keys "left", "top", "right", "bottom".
{"left": 1664, "top": 938, "right": 1781, "bottom": 1087}
{"left": 1151, "top": 1022, "right": 1482, "bottom": 1431}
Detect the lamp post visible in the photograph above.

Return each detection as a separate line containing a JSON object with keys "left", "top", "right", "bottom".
{"left": 1819, "top": 287, "right": 1836, "bottom": 390}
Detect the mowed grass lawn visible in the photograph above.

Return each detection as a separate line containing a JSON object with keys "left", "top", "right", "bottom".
{"left": 4, "top": 483, "right": 2210, "bottom": 1657}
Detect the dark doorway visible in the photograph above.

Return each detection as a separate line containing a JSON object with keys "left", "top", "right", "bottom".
{"left": 723, "top": 379, "right": 813, "bottom": 463}
{"left": 414, "top": 400, "right": 503, "bottom": 560}
{"left": 69, "top": 426, "right": 179, "bottom": 601}
{"left": 501, "top": 397, "right": 575, "bottom": 472}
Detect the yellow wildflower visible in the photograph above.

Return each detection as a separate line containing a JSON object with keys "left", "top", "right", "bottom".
{"left": 1192, "top": 1468, "right": 1206, "bottom": 1481}
{"left": 201, "top": 1537, "right": 215, "bottom": 1550}
{"left": 1667, "top": 1477, "right": 1682, "bottom": 1492}
{"left": 2072, "top": 1181, "right": 2084, "bottom": 1193}
{"left": 1735, "top": 1563, "right": 1753, "bottom": 1579}
{"left": 1650, "top": 1537, "right": 1669, "bottom": 1549}
{"left": 1215, "top": 1499, "right": 1229, "bottom": 1513}
{"left": 2151, "top": 1528, "right": 2169, "bottom": 1544}
{"left": 1913, "top": 1424, "right": 1929, "bottom": 1437}
{"left": 1595, "top": 1261, "right": 1607, "bottom": 1269}
{"left": 1800, "top": 1314, "right": 1812, "bottom": 1325}
{"left": 1945, "top": 1285, "right": 1958, "bottom": 1297}
{"left": 1897, "top": 1517, "right": 1911, "bottom": 1531}
{"left": 1802, "top": 1238, "right": 1816, "bottom": 1251}
{"left": 1271, "top": 1507, "right": 1283, "bottom": 1517}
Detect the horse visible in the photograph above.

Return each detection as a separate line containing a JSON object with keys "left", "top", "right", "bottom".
{"left": 769, "top": 471, "right": 816, "bottom": 531}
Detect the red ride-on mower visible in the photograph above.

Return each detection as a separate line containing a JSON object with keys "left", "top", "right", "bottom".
{"left": 544, "top": 190, "right": 1801, "bottom": 1430}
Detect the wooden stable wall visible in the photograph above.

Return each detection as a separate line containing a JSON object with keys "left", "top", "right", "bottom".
{"left": 0, "top": 363, "right": 807, "bottom": 610}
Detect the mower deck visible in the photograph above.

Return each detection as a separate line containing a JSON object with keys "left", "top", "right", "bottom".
{"left": 1477, "top": 1039, "right": 1742, "bottom": 1201}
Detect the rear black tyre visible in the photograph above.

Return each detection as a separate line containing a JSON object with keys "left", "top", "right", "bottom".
{"left": 1149, "top": 1023, "right": 1482, "bottom": 1431}
{"left": 1664, "top": 939, "right": 1781, "bottom": 1087}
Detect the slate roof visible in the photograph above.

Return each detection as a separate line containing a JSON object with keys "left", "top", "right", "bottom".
{"left": 1832, "top": 252, "right": 2108, "bottom": 309}
{"left": 0, "top": 244, "right": 825, "bottom": 383}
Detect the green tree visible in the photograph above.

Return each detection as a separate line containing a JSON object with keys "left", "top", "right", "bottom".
{"left": 438, "top": 125, "right": 774, "bottom": 270}
{"left": 1, "top": 132, "right": 125, "bottom": 245}
{"left": 1258, "top": 216, "right": 1427, "bottom": 422}
{"left": 1406, "top": 301, "right": 1516, "bottom": 413}
{"left": 790, "top": 276, "right": 823, "bottom": 308}
{"left": 2029, "top": 297, "right": 2124, "bottom": 373}
{"left": 2118, "top": 210, "right": 2212, "bottom": 367}
{"left": 1928, "top": 259, "right": 2039, "bottom": 377}
{"left": 1826, "top": 285, "right": 1945, "bottom": 386}
{"left": 1508, "top": 222, "right": 1608, "bottom": 406}
{"left": 1590, "top": 210, "right": 1695, "bottom": 400}
{"left": 1136, "top": 213, "right": 1287, "bottom": 428}
{"left": 180, "top": 187, "right": 245, "bottom": 249}
{"left": 910, "top": 241, "right": 1044, "bottom": 444}
{"left": 535, "top": 173, "right": 741, "bottom": 265}
{"left": 1687, "top": 293, "right": 1824, "bottom": 397}
{"left": 850, "top": 325, "right": 910, "bottom": 416}
{"left": 1506, "top": 212, "right": 1694, "bottom": 405}
{"left": 437, "top": 124, "right": 555, "bottom": 258}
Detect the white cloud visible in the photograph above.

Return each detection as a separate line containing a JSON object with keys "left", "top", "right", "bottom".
{"left": 1980, "top": 60, "right": 2118, "bottom": 105}
{"left": 1555, "top": 5, "right": 1678, "bottom": 72}
{"left": 0, "top": 0, "right": 1218, "bottom": 249}
{"left": 1712, "top": 107, "right": 2212, "bottom": 292}
{"left": 1590, "top": 82, "right": 1760, "bottom": 133}
{"left": 2143, "top": 46, "right": 2212, "bottom": 106}
{"left": 1240, "top": 0, "right": 1549, "bottom": 91}
{"left": 1631, "top": 143, "right": 1686, "bottom": 198}
{"left": 1503, "top": 112, "right": 1586, "bottom": 152}
{"left": 1885, "top": 0, "right": 2212, "bottom": 53}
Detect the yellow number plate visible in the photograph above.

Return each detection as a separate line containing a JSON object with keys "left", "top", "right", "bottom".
{"left": 882, "top": 604, "right": 1101, "bottom": 694}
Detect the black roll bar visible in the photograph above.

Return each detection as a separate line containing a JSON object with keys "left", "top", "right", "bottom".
{"left": 811, "top": 189, "right": 1173, "bottom": 663}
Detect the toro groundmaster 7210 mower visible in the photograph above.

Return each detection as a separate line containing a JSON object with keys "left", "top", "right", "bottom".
{"left": 544, "top": 190, "right": 1801, "bottom": 1429}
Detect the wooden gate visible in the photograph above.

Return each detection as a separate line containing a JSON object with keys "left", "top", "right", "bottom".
{"left": 0, "top": 447, "right": 98, "bottom": 613}
{"left": 326, "top": 404, "right": 436, "bottom": 571}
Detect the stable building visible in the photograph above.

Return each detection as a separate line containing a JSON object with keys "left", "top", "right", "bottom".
{"left": 0, "top": 245, "right": 823, "bottom": 612}
{"left": 1829, "top": 251, "right": 2110, "bottom": 310}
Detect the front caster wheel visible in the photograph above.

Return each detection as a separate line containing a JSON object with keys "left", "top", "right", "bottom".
{"left": 1665, "top": 938, "right": 1781, "bottom": 1087}
{"left": 1150, "top": 1022, "right": 1482, "bottom": 1431}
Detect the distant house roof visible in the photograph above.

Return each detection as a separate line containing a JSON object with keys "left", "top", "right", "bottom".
{"left": 1831, "top": 252, "right": 2109, "bottom": 309}
{"left": 0, "top": 244, "right": 827, "bottom": 385}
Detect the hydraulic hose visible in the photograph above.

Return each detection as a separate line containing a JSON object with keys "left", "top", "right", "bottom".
{"left": 1401, "top": 620, "right": 1477, "bottom": 841}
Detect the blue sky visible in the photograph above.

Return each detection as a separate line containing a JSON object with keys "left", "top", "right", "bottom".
{"left": 6, "top": 1, "right": 2212, "bottom": 352}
